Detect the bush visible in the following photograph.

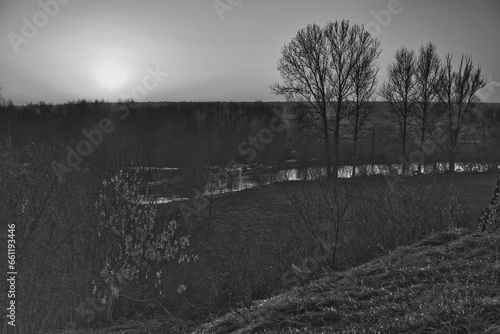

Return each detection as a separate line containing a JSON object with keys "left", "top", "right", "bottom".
{"left": 0, "top": 143, "right": 195, "bottom": 333}
{"left": 282, "top": 176, "right": 464, "bottom": 272}
{"left": 344, "top": 176, "right": 463, "bottom": 265}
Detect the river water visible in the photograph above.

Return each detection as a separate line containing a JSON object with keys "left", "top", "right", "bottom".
{"left": 133, "top": 162, "right": 499, "bottom": 204}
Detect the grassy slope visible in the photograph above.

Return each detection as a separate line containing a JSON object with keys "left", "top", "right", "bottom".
{"left": 190, "top": 174, "right": 500, "bottom": 333}
{"left": 55, "top": 172, "right": 500, "bottom": 334}
{"left": 194, "top": 229, "right": 500, "bottom": 333}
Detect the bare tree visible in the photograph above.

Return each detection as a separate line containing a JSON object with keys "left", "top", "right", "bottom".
{"left": 380, "top": 46, "right": 417, "bottom": 173}
{"left": 346, "top": 44, "right": 380, "bottom": 177}
{"left": 282, "top": 180, "right": 359, "bottom": 269}
{"left": 414, "top": 42, "right": 441, "bottom": 173}
{"left": 434, "top": 54, "right": 486, "bottom": 173}
{"left": 324, "top": 21, "right": 380, "bottom": 178}
{"left": 271, "top": 24, "right": 333, "bottom": 177}
{"left": 272, "top": 21, "right": 380, "bottom": 179}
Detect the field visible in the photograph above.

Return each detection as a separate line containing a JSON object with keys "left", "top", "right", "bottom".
{"left": 196, "top": 228, "right": 500, "bottom": 333}
{"left": 202, "top": 171, "right": 499, "bottom": 230}
{"left": 51, "top": 171, "right": 500, "bottom": 333}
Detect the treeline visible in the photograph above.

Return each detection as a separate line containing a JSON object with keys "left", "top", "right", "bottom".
{"left": 1, "top": 98, "right": 499, "bottom": 176}
{"left": 0, "top": 100, "right": 293, "bottom": 170}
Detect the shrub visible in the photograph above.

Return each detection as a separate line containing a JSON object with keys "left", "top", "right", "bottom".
{"left": 96, "top": 169, "right": 193, "bottom": 319}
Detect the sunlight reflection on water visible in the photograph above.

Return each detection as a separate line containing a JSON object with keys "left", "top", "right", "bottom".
{"left": 136, "top": 162, "right": 499, "bottom": 204}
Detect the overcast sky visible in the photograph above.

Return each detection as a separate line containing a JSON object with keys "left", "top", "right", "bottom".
{"left": 1, "top": 0, "right": 499, "bottom": 105}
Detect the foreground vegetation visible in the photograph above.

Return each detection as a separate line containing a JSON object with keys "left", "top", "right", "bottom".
{"left": 33, "top": 172, "right": 497, "bottom": 334}
{"left": 195, "top": 228, "right": 500, "bottom": 333}
{"left": 51, "top": 228, "right": 500, "bottom": 333}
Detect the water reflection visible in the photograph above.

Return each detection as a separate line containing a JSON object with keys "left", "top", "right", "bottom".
{"left": 203, "top": 162, "right": 499, "bottom": 196}
{"left": 137, "top": 162, "right": 499, "bottom": 204}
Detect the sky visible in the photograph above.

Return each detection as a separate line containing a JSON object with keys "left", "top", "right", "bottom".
{"left": 0, "top": 0, "right": 499, "bottom": 105}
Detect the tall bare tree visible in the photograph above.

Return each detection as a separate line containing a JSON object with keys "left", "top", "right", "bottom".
{"left": 272, "top": 21, "right": 380, "bottom": 179}
{"left": 346, "top": 44, "right": 380, "bottom": 177}
{"left": 271, "top": 24, "right": 333, "bottom": 177}
{"left": 414, "top": 42, "right": 441, "bottom": 173}
{"left": 434, "top": 54, "right": 486, "bottom": 173}
{"left": 380, "top": 46, "right": 417, "bottom": 173}
{"left": 324, "top": 20, "right": 381, "bottom": 179}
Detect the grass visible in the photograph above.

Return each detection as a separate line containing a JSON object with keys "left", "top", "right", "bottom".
{"left": 202, "top": 172, "right": 499, "bottom": 235}
{"left": 53, "top": 229, "right": 500, "bottom": 333}
{"left": 51, "top": 172, "right": 500, "bottom": 333}
{"left": 194, "top": 228, "right": 500, "bottom": 333}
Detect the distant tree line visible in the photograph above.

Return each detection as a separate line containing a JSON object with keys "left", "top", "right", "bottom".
{"left": 0, "top": 100, "right": 292, "bottom": 171}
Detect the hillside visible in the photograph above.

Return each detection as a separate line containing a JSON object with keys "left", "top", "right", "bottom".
{"left": 194, "top": 229, "right": 500, "bottom": 333}
{"left": 49, "top": 173, "right": 500, "bottom": 334}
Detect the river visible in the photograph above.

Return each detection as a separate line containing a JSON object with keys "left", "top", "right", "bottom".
{"left": 132, "top": 162, "right": 499, "bottom": 204}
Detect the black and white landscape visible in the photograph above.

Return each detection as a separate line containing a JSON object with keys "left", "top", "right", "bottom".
{"left": 1, "top": 1, "right": 500, "bottom": 333}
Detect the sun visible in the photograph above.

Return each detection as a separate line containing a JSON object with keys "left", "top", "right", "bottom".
{"left": 92, "top": 60, "right": 128, "bottom": 90}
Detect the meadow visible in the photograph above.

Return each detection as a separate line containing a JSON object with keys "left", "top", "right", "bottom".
{"left": 45, "top": 171, "right": 500, "bottom": 333}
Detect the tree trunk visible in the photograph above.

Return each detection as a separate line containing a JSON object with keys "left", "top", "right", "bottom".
{"left": 449, "top": 149, "right": 456, "bottom": 173}
{"left": 334, "top": 100, "right": 342, "bottom": 179}
{"left": 371, "top": 127, "right": 376, "bottom": 170}
{"left": 334, "top": 124, "right": 339, "bottom": 179}
{"left": 449, "top": 156, "right": 455, "bottom": 173}
{"left": 418, "top": 105, "right": 427, "bottom": 174}
{"left": 352, "top": 131, "right": 359, "bottom": 178}
{"left": 323, "top": 113, "right": 332, "bottom": 179}
{"left": 402, "top": 121, "right": 407, "bottom": 174}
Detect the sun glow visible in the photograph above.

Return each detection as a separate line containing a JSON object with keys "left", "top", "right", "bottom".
{"left": 92, "top": 59, "right": 129, "bottom": 90}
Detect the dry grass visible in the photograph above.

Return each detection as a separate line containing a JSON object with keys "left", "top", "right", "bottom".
{"left": 194, "top": 229, "right": 500, "bottom": 333}
{"left": 49, "top": 172, "right": 500, "bottom": 333}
